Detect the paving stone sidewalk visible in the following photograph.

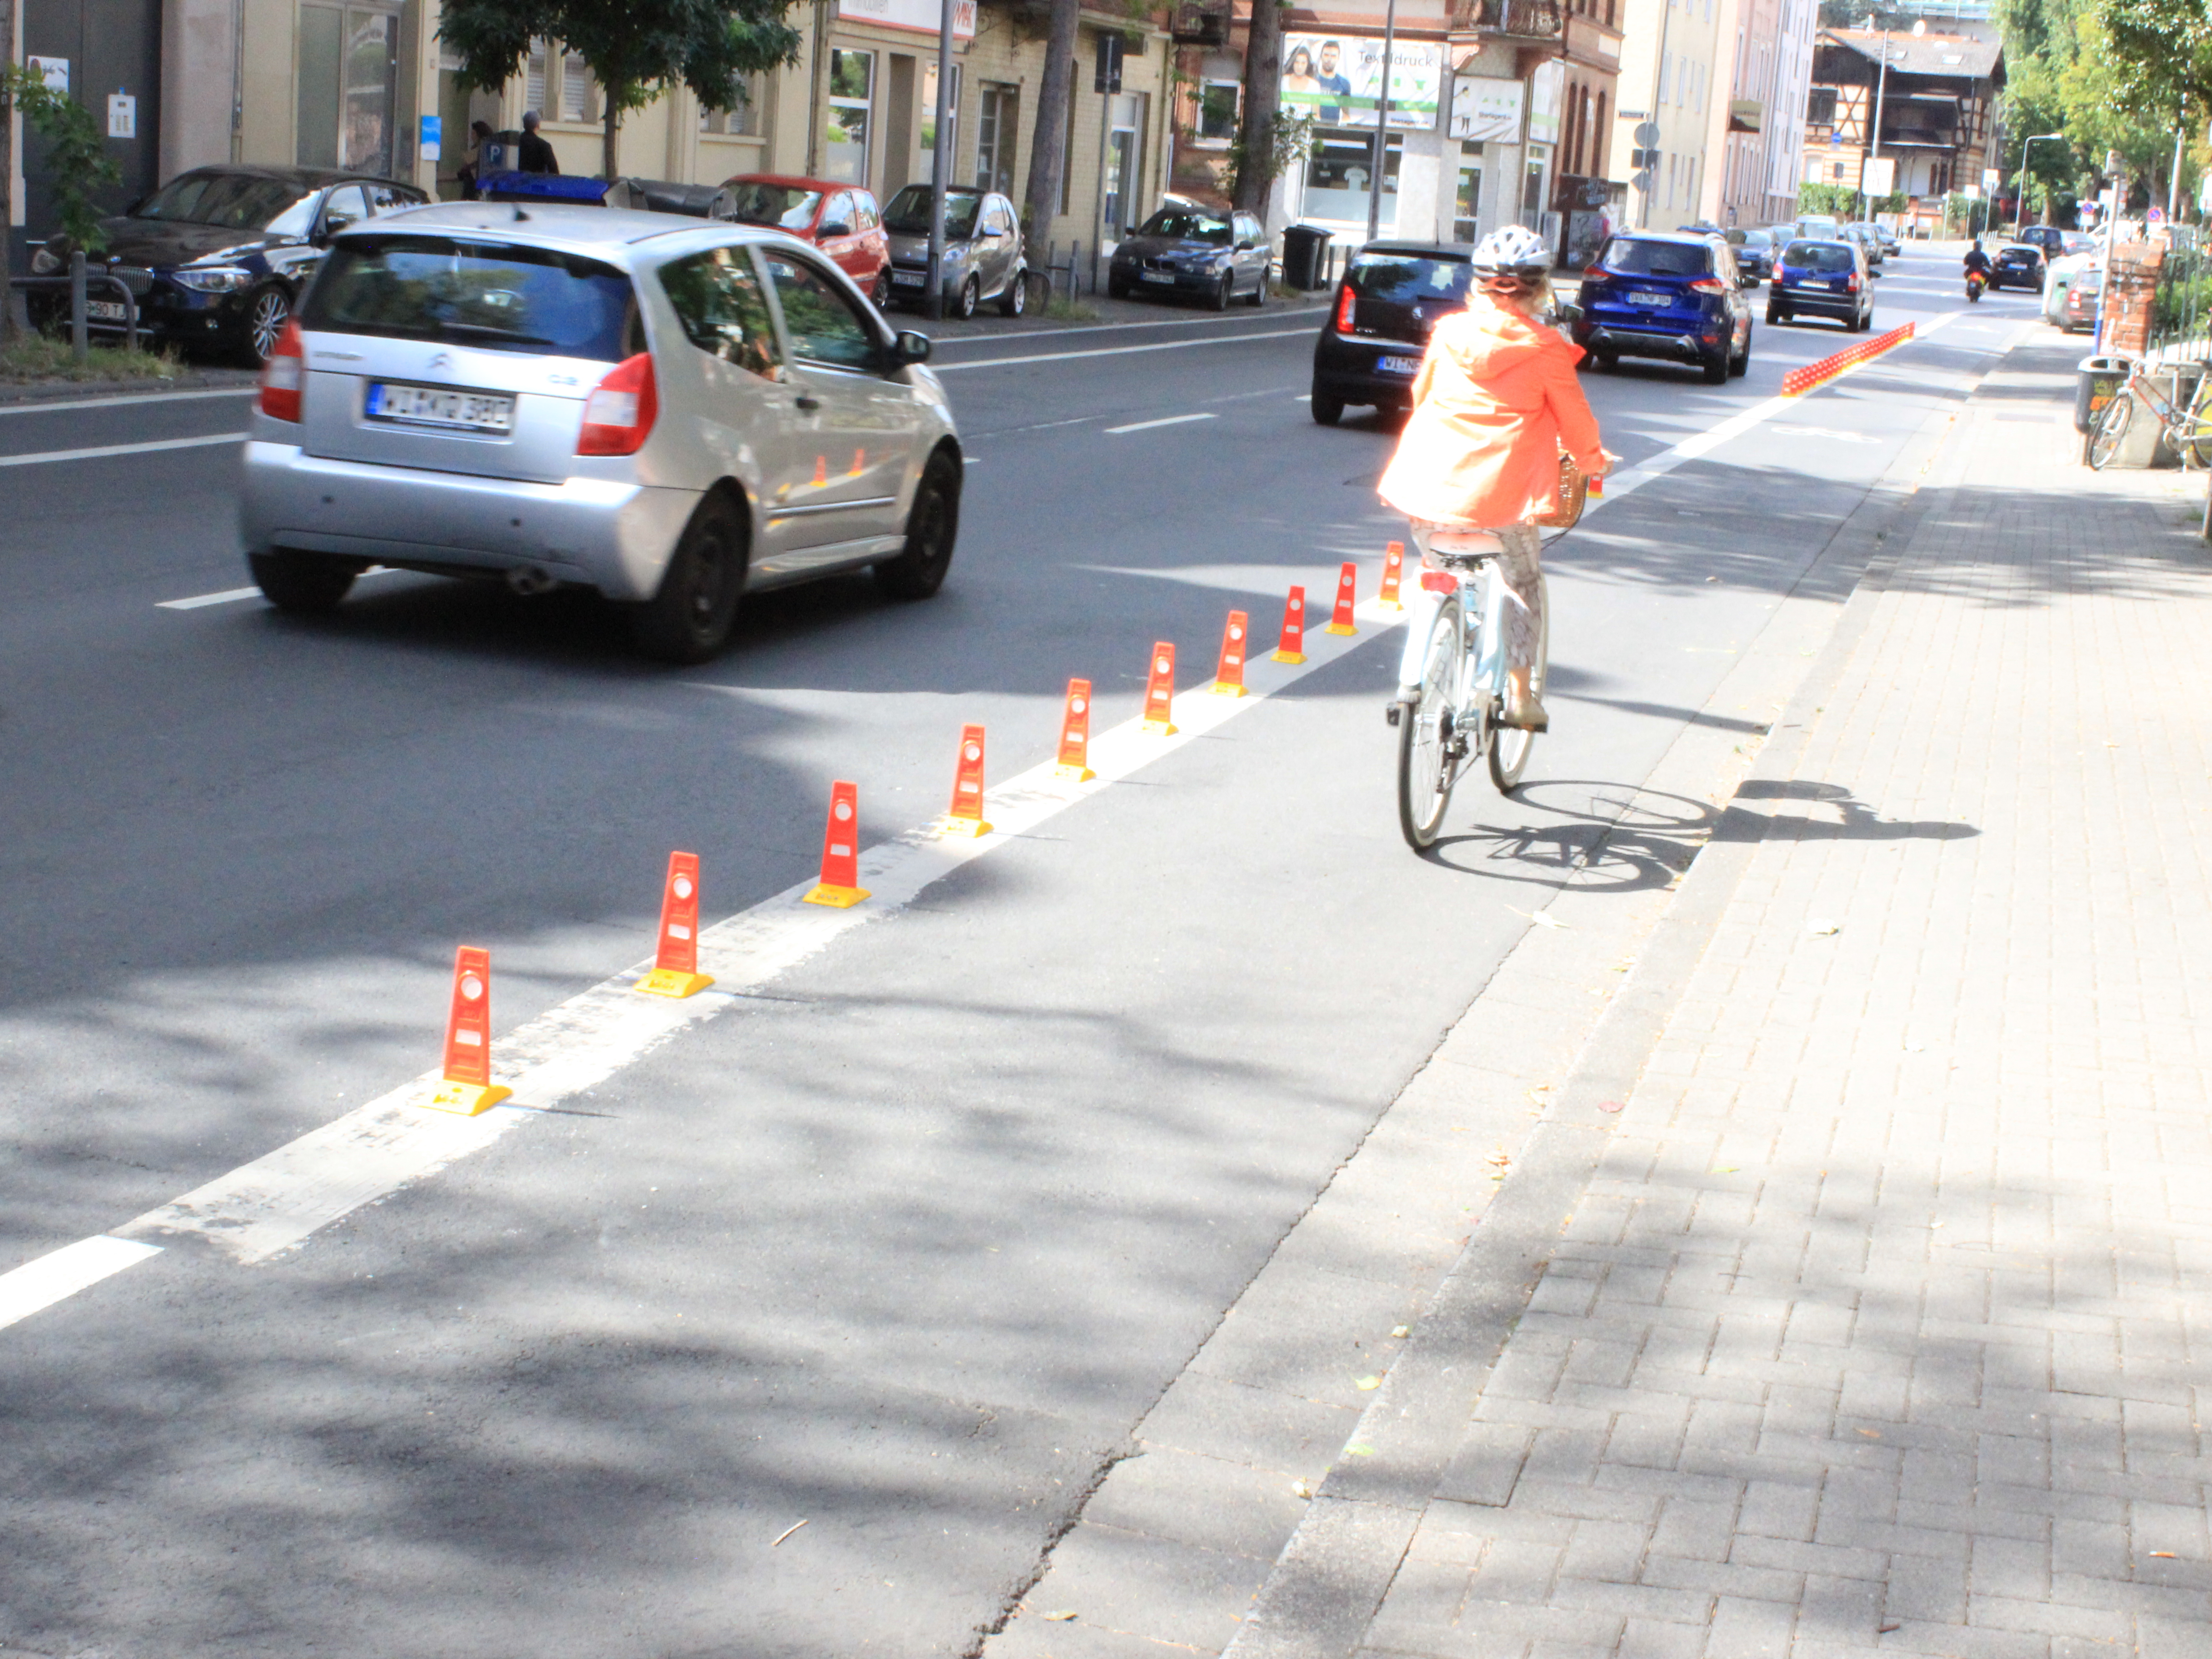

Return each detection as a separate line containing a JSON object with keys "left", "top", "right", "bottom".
{"left": 1346, "top": 338, "right": 2212, "bottom": 1657}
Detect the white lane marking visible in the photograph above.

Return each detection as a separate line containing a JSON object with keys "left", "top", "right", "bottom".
{"left": 1105, "top": 412, "right": 1218, "bottom": 435}
{"left": 0, "top": 386, "right": 257, "bottom": 418}
{"left": 1771, "top": 425, "right": 1878, "bottom": 444}
{"left": 159, "top": 566, "right": 401, "bottom": 610}
{"left": 0, "top": 431, "right": 245, "bottom": 469}
{"left": 159, "top": 586, "right": 262, "bottom": 611}
{"left": 930, "top": 305, "right": 1324, "bottom": 348}
{"left": 934, "top": 328, "right": 1312, "bottom": 373}
{"left": 0, "top": 1237, "right": 163, "bottom": 1332}
{"left": 106, "top": 594, "right": 1403, "bottom": 1271}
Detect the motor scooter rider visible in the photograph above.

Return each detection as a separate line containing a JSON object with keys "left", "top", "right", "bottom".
{"left": 1963, "top": 239, "right": 1992, "bottom": 278}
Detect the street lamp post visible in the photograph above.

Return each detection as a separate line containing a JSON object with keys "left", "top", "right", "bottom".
{"left": 1862, "top": 21, "right": 1889, "bottom": 223}
{"left": 1364, "top": 0, "right": 1400, "bottom": 244}
{"left": 2014, "top": 131, "right": 2063, "bottom": 238}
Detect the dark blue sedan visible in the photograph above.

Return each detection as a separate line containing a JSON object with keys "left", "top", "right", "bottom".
{"left": 28, "top": 165, "right": 428, "bottom": 364}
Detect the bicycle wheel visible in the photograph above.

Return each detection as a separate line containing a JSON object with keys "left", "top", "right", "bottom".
{"left": 1397, "top": 598, "right": 1465, "bottom": 850}
{"left": 2088, "top": 390, "right": 2132, "bottom": 470}
{"left": 1490, "top": 573, "right": 1551, "bottom": 793}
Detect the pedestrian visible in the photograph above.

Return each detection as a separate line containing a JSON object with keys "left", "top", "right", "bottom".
{"left": 1376, "top": 225, "right": 1614, "bottom": 733}
{"left": 456, "top": 119, "right": 496, "bottom": 199}
{"left": 517, "top": 110, "right": 559, "bottom": 175}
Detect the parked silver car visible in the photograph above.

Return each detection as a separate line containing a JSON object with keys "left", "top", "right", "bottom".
{"left": 881, "top": 185, "right": 1027, "bottom": 318}
{"left": 240, "top": 204, "right": 962, "bottom": 662}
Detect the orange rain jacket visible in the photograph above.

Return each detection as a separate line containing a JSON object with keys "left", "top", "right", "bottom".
{"left": 1377, "top": 296, "right": 1606, "bottom": 529}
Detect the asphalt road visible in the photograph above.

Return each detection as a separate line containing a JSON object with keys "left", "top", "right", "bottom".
{"left": 0, "top": 249, "right": 2042, "bottom": 1658}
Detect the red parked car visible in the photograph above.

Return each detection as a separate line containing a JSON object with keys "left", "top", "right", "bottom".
{"left": 710, "top": 174, "right": 892, "bottom": 306}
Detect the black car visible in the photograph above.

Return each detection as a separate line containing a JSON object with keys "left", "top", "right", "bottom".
{"left": 1989, "top": 243, "right": 2046, "bottom": 291}
{"left": 2012, "top": 225, "right": 2066, "bottom": 259}
{"left": 27, "top": 165, "right": 429, "bottom": 363}
{"left": 1767, "top": 238, "right": 1875, "bottom": 331}
{"left": 1309, "top": 241, "right": 1473, "bottom": 424}
{"left": 1108, "top": 206, "right": 1271, "bottom": 309}
{"left": 1574, "top": 231, "right": 1753, "bottom": 382}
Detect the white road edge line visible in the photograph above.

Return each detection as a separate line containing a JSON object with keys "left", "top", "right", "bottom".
{"left": 0, "top": 386, "right": 257, "bottom": 418}
{"left": 1105, "top": 412, "right": 1217, "bottom": 435}
{"left": 933, "top": 327, "right": 1312, "bottom": 372}
{"left": 8, "top": 323, "right": 1986, "bottom": 1323}
{"left": 159, "top": 566, "right": 402, "bottom": 610}
{"left": 0, "top": 1237, "right": 163, "bottom": 1333}
{"left": 0, "top": 431, "right": 246, "bottom": 469}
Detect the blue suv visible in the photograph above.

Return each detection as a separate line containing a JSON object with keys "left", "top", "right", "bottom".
{"left": 1572, "top": 231, "right": 1751, "bottom": 385}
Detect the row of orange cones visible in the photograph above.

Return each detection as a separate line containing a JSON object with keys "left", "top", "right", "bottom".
{"left": 419, "top": 545, "right": 1412, "bottom": 1115}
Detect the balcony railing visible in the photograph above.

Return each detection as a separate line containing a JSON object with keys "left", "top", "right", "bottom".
{"left": 1452, "top": 0, "right": 1565, "bottom": 37}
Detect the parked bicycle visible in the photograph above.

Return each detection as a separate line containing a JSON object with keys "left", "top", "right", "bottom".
{"left": 1388, "top": 529, "right": 1551, "bottom": 850}
{"left": 2087, "top": 360, "right": 2212, "bottom": 540}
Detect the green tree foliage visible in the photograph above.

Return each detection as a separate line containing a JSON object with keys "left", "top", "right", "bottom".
{"left": 440, "top": 0, "right": 802, "bottom": 179}
{"left": 2100, "top": 0, "right": 2212, "bottom": 115}
{"left": 1, "top": 64, "right": 122, "bottom": 252}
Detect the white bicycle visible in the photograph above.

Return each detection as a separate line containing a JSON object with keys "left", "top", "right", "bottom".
{"left": 1387, "top": 533, "right": 1551, "bottom": 850}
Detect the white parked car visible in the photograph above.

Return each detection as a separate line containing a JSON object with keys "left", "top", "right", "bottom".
{"left": 240, "top": 204, "right": 962, "bottom": 662}
{"left": 2043, "top": 251, "right": 2098, "bottom": 326}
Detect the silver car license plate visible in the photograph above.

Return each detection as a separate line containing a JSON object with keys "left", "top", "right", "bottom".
{"left": 1627, "top": 290, "right": 1668, "bottom": 307}
{"left": 1378, "top": 355, "right": 1420, "bottom": 374}
{"left": 1141, "top": 271, "right": 1175, "bottom": 283}
{"left": 891, "top": 270, "right": 924, "bottom": 287}
{"left": 365, "top": 382, "right": 516, "bottom": 433}
{"left": 86, "top": 300, "right": 128, "bottom": 323}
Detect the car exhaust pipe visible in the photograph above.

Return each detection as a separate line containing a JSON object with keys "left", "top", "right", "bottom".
{"left": 505, "top": 565, "right": 559, "bottom": 597}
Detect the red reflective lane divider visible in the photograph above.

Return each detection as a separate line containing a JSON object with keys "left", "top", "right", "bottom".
{"left": 1780, "top": 319, "right": 1916, "bottom": 397}
{"left": 1273, "top": 585, "right": 1308, "bottom": 664}
{"left": 1055, "top": 678, "right": 1095, "bottom": 781}
{"left": 1142, "top": 642, "right": 1178, "bottom": 735}
{"left": 1212, "top": 610, "right": 1250, "bottom": 697}
{"left": 636, "top": 851, "right": 715, "bottom": 999}
{"left": 419, "top": 946, "right": 513, "bottom": 1115}
{"left": 944, "top": 723, "right": 992, "bottom": 838}
{"left": 803, "top": 781, "right": 871, "bottom": 908}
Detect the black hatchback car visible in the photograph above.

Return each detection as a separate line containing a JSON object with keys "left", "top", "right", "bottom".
{"left": 1573, "top": 231, "right": 1752, "bottom": 383}
{"left": 1309, "top": 242, "right": 1473, "bottom": 424}
{"left": 27, "top": 165, "right": 428, "bottom": 363}
{"left": 1989, "top": 242, "right": 2046, "bottom": 291}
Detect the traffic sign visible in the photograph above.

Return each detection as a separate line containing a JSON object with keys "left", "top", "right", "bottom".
{"left": 1633, "top": 120, "right": 1660, "bottom": 149}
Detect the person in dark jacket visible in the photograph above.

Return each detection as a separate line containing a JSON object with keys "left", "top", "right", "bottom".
{"left": 457, "top": 120, "right": 496, "bottom": 198}
{"left": 517, "top": 111, "right": 559, "bottom": 174}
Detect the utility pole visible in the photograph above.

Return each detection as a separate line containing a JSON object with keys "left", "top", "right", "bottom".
{"left": 0, "top": 0, "right": 16, "bottom": 345}
{"left": 1641, "top": 0, "right": 1674, "bottom": 229}
{"left": 1365, "top": 0, "right": 1399, "bottom": 244}
{"left": 925, "top": 0, "right": 955, "bottom": 320}
{"left": 1862, "top": 18, "right": 1889, "bottom": 222}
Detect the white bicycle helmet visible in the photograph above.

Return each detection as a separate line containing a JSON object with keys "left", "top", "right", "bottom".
{"left": 1470, "top": 224, "right": 1552, "bottom": 276}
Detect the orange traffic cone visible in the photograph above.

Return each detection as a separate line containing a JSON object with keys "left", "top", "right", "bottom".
{"left": 419, "top": 946, "right": 513, "bottom": 1115}
{"left": 1211, "top": 610, "right": 1250, "bottom": 697}
{"left": 1323, "top": 561, "right": 1358, "bottom": 635}
{"left": 1273, "top": 586, "right": 1308, "bottom": 664}
{"left": 1056, "top": 679, "right": 1095, "bottom": 781}
{"left": 812, "top": 455, "right": 828, "bottom": 486}
{"left": 942, "top": 723, "right": 992, "bottom": 837}
{"left": 1379, "top": 541, "right": 1405, "bottom": 610}
{"left": 636, "top": 851, "right": 715, "bottom": 998}
{"left": 1142, "top": 642, "right": 1178, "bottom": 735}
{"left": 802, "top": 781, "right": 870, "bottom": 908}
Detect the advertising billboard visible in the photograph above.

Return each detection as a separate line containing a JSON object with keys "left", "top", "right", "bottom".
{"left": 1449, "top": 76, "right": 1524, "bottom": 143}
{"left": 1280, "top": 35, "right": 1443, "bottom": 131}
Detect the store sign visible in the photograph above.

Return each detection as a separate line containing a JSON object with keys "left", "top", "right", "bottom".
{"left": 1280, "top": 35, "right": 1442, "bottom": 131}
{"left": 1525, "top": 60, "right": 1563, "bottom": 145}
{"left": 837, "top": 0, "right": 976, "bottom": 41}
{"left": 1450, "top": 75, "right": 1523, "bottom": 143}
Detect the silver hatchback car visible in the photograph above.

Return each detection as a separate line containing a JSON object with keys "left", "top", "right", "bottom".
{"left": 240, "top": 204, "right": 962, "bottom": 662}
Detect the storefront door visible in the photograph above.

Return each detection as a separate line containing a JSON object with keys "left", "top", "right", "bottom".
{"left": 298, "top": 3, "right": 401, "bottom": 174}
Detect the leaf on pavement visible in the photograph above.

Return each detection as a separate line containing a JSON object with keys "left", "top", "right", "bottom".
{"left": 1356, "top": 1375, "right": 1382, "bottom": 1390}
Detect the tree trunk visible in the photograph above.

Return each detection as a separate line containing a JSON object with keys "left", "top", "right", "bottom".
{"left": 603, "top": 97, "right": 620, "bottom": 180}
{"left": 1, "top": 3, "right": 17, "bottom": 346}
{"left": 1233, "top": 0, "right": 1283, "bottom": 218}
{"left": 1019, "top": 0, "right": 1080, "bottom": 250}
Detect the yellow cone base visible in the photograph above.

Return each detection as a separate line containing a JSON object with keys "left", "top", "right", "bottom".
{"left": 1271, "top": 649, "right": 1306, "bottom": 664}
{"left": 937, "top": 816, "right": 993, "bottom": 838}
{"left": 1055, "top": 763, "right": 1096, "bottom": 781}
{"left": 635, "top": 968, "right": 715, "bottom": 999}
{"left": 1210, "top": 681, "right": 1248, "bottom": 697}
{"left": 419, "top": 1080, "right": 512, "bottom": 1116}
{"left": 803, "top": 883, "right": 871, "bottom": 908}
{"left": 1323, "top": 622, "right": 1358, "bottom": 636}
{"left": 1377, "top": 599, "right": 1405, "bottom": 611}
{"left": 1141, "top": 718, "right": 1178, "bottom": 736}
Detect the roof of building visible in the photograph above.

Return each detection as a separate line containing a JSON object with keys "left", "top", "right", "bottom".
{"left": 1822, "top": 28, "right": 2002, "bottom": 78}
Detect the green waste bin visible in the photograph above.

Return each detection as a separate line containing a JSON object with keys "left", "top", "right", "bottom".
{"left": 2075, "top": 354, "right": 2129, "bottom": 433}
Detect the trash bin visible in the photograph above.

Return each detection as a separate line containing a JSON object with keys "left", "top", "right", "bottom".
{"left": 2075, "top": 353, "right": 2130, "bottom": 433}
{"left": 1281, "top": 224, "right": 1334, "bottom": 291}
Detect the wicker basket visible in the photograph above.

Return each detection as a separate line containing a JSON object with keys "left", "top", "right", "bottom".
{"left": 1533, "top": 453, "right": 1588, "bottom": 529}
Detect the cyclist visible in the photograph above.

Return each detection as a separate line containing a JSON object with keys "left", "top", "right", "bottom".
{"left": 1378, "top": 225, "right": 1613, "bottom": 732}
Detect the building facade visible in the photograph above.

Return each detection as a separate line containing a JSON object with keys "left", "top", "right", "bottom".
{"left": 1801, "top": 27, "right": 2003, "bottom": 218}
{"left": 9, "top": 0, "right": 1184, "bottom": 282}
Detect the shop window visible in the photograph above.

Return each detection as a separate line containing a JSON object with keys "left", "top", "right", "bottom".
{"left": 977, "top": 83, "right": 1018, "bottom": 193}
{"left": 1306, "top": 131, "right": 1401, "bottom": 228}
{"left": 827, "top": 48, "right": 874, "bottom": 184}
{"left": 298, "top": 4, "right": 397, "bottom": 174}
{"left": 1196, "top": 80, "right": 1238, "bottom": 143}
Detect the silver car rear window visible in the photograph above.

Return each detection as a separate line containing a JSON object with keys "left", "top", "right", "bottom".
{"left": 301, "top": 235, "right": 644, "bottom": 360}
